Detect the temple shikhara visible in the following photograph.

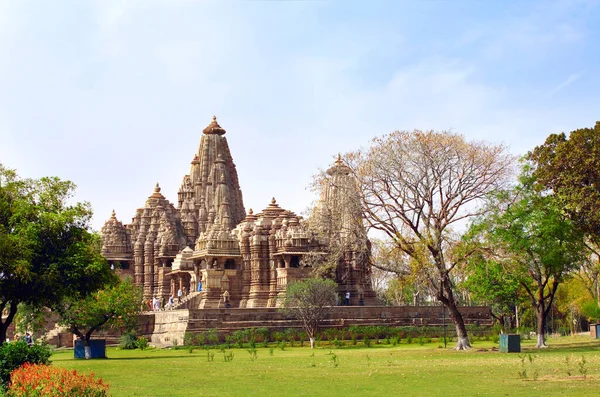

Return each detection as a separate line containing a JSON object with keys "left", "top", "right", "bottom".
{"left": 101, "top": 116, "right": 378, "bottom": 309}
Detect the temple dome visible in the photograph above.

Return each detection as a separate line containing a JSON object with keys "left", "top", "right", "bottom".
{"left": 203, "top": 115, "right": 226, "bottom": 135}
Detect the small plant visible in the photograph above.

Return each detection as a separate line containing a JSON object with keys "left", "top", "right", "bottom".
{"left": 207, "top": 351, "right": 214, "bottom": 362}
{"left": 269, "top": 347, "right": 275, "bottom": 356}
{"left": 518, "top": 354, "right": 527, "bottom": 379}
{"left": 519, "top": 354, "right": 538, "bottom": 381}
{"left": 365, "top": 354, "right": 371, "bottom": 367}
{"left": 223, "top": 351, "right": 234, "bottom": 362}
{"left": 327, "top": 351, "right": 339, "bottom": 367}
{"left": 406, "top": 335, "right": 412, "bottom": 344}
{"left": 333, "top": 338, "right": 343, "bottom": 348}
{"left": 278, "top": 342, "right": 286, "bottom": 351}
{"left": 135, "top": 337, "right": 149, "bottom": 351}
{"left": 363, "top": 337, "right": 371, "bottom": 348}
{"left": 391, "top": 336, "right": 400, "bottom": 346}
{"left": 578, "top": 355, "right": 587, "bottom": 379}
{"left": 247, "top": 348, "right": 258, "bottom": 361}
{"left": 565, "top": 355, "right": 572, "bottom": 377}
{"left": 172, "top": 338, "right": 178, "bottom": 347}
{"left": 529, "top": 354, "right": 539, "bottom": 381}
{"left": 309, "top": 352, "right": 316, "bottom": 367}
{"left": 418, "top": 336, "right": 425, "bottom": 346}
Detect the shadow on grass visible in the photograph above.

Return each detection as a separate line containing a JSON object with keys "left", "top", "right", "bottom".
{"left": 521, "top": 340, "right": 600, "bottom": 353}
{"left": 106, "top": 355, "right": 198, "bottom": 361}
{"left": 58, "top": 354, "right": 202, "bottom": 361}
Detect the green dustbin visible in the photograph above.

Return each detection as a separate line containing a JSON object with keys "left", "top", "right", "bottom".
{"left": 499, "top": 334, "right": 520, "bottom": 353}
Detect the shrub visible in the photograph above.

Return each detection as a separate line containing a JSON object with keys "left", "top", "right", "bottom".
{"left": 205, "top": 329, "right": 219, "bottom": 346}
{"left": 297, "top": 331, "right": 307, "bottom": 347}
{"left": 7, "top": 363, "right": 108, "bottom": 396}
{"left": 256, "top": 328, "right": 270, "bottom": 343}
{"left": 195, "top": 333, "right": 206, "bottom": 347}
{"left": 135, "top": 337, "right": 149, "bottom": 351}
{"left": 231, "top": 330, "right": 246, "bottom": 348}
{"left": 272, "top": 332, "right": 285, "bottom": 343}
{"left": 119, "top": 331, "right": 138, "bottom": 350}
{"left": 0, "top": 342, "right": 52, "bottom": 388}
{"left": 183, "top": 332, "right": 195, "bottom": 347}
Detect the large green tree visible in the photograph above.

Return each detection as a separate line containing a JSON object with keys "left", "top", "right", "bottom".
{"left": 459, "top": 249, "right": 524, "bottom": 330}
{"left": 529, "top": 122, "right": 600, "bottom": 306}
{"left": 472, "top": 168, "right": 585, "bottom": 347}
{"left": 529, "top": 121, "right": 600, "bottom": 241}
{"left": 59, "top": 278, "right": 142, "bottom": 356}
{"left": 0, "top": 164, "right": 116, "bottom": 343}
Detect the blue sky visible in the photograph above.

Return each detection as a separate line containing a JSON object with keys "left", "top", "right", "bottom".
{"left": 1, "top": 0, "right": 599, "bottom": 230}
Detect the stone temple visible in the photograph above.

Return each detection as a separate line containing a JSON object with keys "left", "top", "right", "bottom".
{"left": 101, "top": 116, "right": 378, "bottom": 309}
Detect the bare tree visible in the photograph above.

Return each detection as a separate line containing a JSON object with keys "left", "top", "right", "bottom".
{"left": 345, "top": 130, "right": 514, "bottom": 350}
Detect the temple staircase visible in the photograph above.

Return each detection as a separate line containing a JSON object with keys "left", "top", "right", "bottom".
{"left": 171, "top": 291, "right": 201, "bottom": 310}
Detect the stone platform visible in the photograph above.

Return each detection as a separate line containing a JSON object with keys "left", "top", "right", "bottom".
{"left": 139, "top": 306, "right": 492, "bottom": 347}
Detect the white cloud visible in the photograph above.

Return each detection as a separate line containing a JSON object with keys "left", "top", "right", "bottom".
{"left": 549, "top": 73, "right": 583, "bottom": 95}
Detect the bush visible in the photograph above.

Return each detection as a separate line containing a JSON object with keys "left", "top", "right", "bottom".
{"left": 183, "top": 332, "right": 195, "bottom": 347}
{"left": 205, "top": 329, "right": 219, "bottom": 346}
{"left": 7, "top": 363, "right": 108, "bottom": 396}
{"left": 231, "top": 330, "right": 246, "bottom": 348}
{"left": 119, "top": 331, "right": 138, "bottom": 350}
{"left": 0, "top": 342, "right": 52, "bottom": 388}
{"left": 135, "top": 337, "right": 149, "bottom": 351}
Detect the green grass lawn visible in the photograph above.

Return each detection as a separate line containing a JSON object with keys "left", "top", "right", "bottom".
{"left": 51, "top": 336, "right": 600, "bottom": 397}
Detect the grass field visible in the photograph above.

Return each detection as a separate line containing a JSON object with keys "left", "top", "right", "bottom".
{"left": 51, "top": 336, "right": 600, "bottom": 397}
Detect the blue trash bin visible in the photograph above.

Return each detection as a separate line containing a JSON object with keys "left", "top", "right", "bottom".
{"left": 74, "top": 339, "right": 107, "bottom": 359}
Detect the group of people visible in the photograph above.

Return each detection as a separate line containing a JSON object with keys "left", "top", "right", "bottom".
{"left": 146, "top": 285, "right": 196, "bottom": 312}
{"left": 8, "top": 332, "right": 35, "bottom": 345}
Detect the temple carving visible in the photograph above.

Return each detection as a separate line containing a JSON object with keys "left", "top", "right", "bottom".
{"left": 101, "top": 116, "right": 378, "bottom": 308}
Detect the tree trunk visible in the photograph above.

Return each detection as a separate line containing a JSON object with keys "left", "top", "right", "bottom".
{"left": 309, "top": 337, "right": 315, "bottom": 349}
{"left": 84, "top": 335, "right": 93, "bottom": 359}
{"left": 535, "top": 308, "right": 547, "bottom": 348}
{"left": 451, "top": 313, "right": 471, "bottom": 351}
{"left": 0, "top": 302, "right": 18, "bottom": 344}
{"left": 84, "top": 344, "right": 92, "bottom": 359}
{"left": 440, "top": 274, "right": 471, "bottom": 350}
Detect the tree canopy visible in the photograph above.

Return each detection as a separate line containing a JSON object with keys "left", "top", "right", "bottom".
{"left": 529, "top": 121, "right": 600, "bottom": 242}
{"left": 0, "top": 164, "right": 116, "bottom": 343}
{"left": 345, "top": 130, "right": 514, "bottom": 349}
{"left": 283, "top": 278, "right": 337, "bottom": 349}
{"left": 59, "top": 278, "right": 143, "bottom": 346}
{"left": 470, "top": 167, "right": 585, "bottom": 347}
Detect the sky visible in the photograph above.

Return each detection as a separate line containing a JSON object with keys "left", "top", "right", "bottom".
{"left": 1, "top": 0, "right": 599, "bottom": 231}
